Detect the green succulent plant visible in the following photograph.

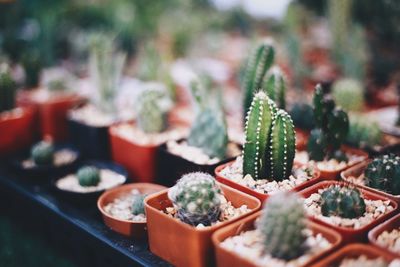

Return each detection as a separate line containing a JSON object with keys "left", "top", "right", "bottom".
{"left": 131, "top": 194, "right": 147, "bottom": 215}
{"left": 31, "top": 141, "right": 55, "bottom": 166}
{"left": 346, "top": 115, "right": 382, "bottom": 148}
{"left": 365, "top": 154, "right": 400, "bottom": 195}
{"left": 77, "top": 166, "right": 101, "bottom": 187}
{"left": 289, "top": 102, "right": 315, "bottom": 130}
{"left": 332, "top": 78, "right": 365, "bottom": 112}
{"left": 0, "top": 64, "right": 16, "bottom": 113}
{"left": 263, "top": 66, "right": 287, "bottom": 109}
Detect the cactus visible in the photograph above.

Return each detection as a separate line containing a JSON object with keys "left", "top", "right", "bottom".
{"left": 0, "top": 64, "right": 16, "bottom": 113}
{"left": 263, "top": 66, "right": 287, "bottom": 109}
{"left": 136, "top": 87, "right": 172, "bottom": 134}
{"left": 243, "top": 39, "right": 275, "bottom": 116}
{"left": 131, "top": 194, "right": 147, "bottom": 215}
{"left": 289, "top": 103, "right": 315, "bottom": 130}
{"left": 168, "top": 172, "right": 222, "bottom": 226}
{"left": 320, "top": 184, "right": 366, "bottom": 219}
{"left": 257, "top": 192, "right": 307, "bottom": 260}
{"left": 346, "top": 115, "right": 382, "bottom": 148}
{"left": 243, "top": 91, "right": 296, "bottom": 181}
{"left": 365, "top": 155, "right": 400, "bottom": 195}
{"left": 187, "top": 78, "right": 228, "bottom": 159}
{"left": 21, "top": 50, "right": 42, "bottom": 88}
{"left": 31, "top": 141, "right": 55, "bottom": 166}
{"left": 77, "top": 166, "right": 101, "bottom": 187}
{"left": 332, "top": 78, "right": 365, "bottom": 111}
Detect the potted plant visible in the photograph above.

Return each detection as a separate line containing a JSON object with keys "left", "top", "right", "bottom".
{"left": 213, "top": 192, "right": 342, "bottom": 267}
{"left": 314, "top": 243, "right": 400, "bottom": 267}
{"left": 296, "top": 84, "right": 368, "bottom": 179}
{"left": 97, "top": 183, "right": 166, "bottom": 238}
{"left": 369, "top": 213, "right": 400, "bottom": 258}
{"left": 0, "top": 63, "right": 35, "bottom": 156}
{"left": 341, "top": 154, "right": 400, "bottom": 203}
{"left": 156, "top": 76, "right": 240, "bottom": 186}
{"left": 68, "top": 32, "right": 127, "bottom": 160}
{"left": 215, "top": 91, "right": 321, "bottom": 202}
{"left": 289, "top": 102, "right": 315, "bottom": 150}
{"left": 109, "top": 85, "right": 186, "bottom": 183}
{"left": 145, "top": 172, "right": 261, "bottom": 267}
{"left": 300, "top": 181, "right": 398, "bottom": 244}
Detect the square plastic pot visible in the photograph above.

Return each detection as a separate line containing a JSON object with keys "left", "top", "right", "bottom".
{"left": 144, "top": 183, "right": 261, "bottom": 267}
{"left": 299, "top": 181, "right": 398, "bottom": 244}
{"left": 212, "top": 211, "right": 342, "bottom": 267}
{"left": 369, "top": 213, "right": 400, "bottom": 257}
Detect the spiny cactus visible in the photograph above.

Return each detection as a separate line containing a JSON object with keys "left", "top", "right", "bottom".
{"left": 289, "top": 103, "right": 315, "bottom": 130}
{"left": 131, "top": 194, "right": 147, "bottom": 215}
{"left": 136, "top": 87, "right": 172, "bottom": 134}
{"left": 243, "top": 39, "right": 275, "bottom": 116}
{"left": 77, "top": 166, "right": 101, "bottom": 187}
{"left": 257, "top": 192, "right": 307, "bottom": 260}
{"left": 0, "top": 64, "right": 16, "bottom": 113}
{"left": 263, "top": 66, "right": 287, "bottom": 109}
{"left": 243, "top": 91, "right": 296, "bottom": 181}
{"left": 346, "top": 115, "right": 382, "bottom": 148}
{"left": 168, "top": 172, "right": 222, "bottom": 226}
{"left": 365, "top": 155, "right": 400, "bottom": 195}
{"left": 187, "top": 78, "right": 228, "bottom": 159}
{"left": 332, "top": 78, "right": 365, "bottom": 112}
{"left": 21, "top": 50, "right": 42, "bottom": 88}
{"left": 320, "top": 184, "right": 366, "bottom": 219}
{"left": 31, "top": 141, "right": 55, "bottom": 166}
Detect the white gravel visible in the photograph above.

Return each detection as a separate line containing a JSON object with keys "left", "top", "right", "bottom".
{"left": 295, "top": 151, "right": 365, "bottom": 172}
{"left": 68, "top": 105, "right": 116, "bottom": 127}
{"left": 22, "top": 149, "right": 78, "bottom": 169}
{"left": 0, "top": 108, "right": 24, "bottom": 120}
{"left": 377, "top": 227, "right": 400, "bottom": 254}
{"left": 103, "top": 189, "right": 146, "bottom": 222}
{"left": 339, "top": 256, "right": 400, "bottom": 267}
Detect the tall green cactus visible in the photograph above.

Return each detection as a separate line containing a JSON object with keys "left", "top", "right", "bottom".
{"left": 243, "top": 40, "right": 275, "bottom": 117}
{"left": 0, "top": 64, "right": 16, "bottom": 113}
{"left": 263, "top": 66, "right": 287, "bottom": 109}
{"left": 243, "top": 91, "right": 296, "bottom": 181}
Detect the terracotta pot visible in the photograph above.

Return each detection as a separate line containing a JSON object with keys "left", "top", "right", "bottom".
{"left": 0, "top": 107, "right": 36, "bottom": 156}
{"left": 369, "top": 213, "right": 400, "bottom": 257}
{"left": 213, "top": 211, "right": 342, "bottom": 267}
{"left": 98, "top": 183, "right": 166, "bottom": 238}
{"left": 215, "top": 160, "right": 321, "bottom": 202}
{"left": 341, "top": 160, "right": 400, "bottom": 203}
{"left": 299, "top": 181, "right": 398, "bottom": 244}
{"left": 145, "top": 183, "right": 261, "bottom": 267}
{"left": 314, "top": 243, "right": 398, "bottom": 267}
{"left": 296, "top": 128, "right": 310, "bottom": 151}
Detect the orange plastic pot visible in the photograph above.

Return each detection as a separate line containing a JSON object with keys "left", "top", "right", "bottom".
{"left": 314, "top": 243, "right": 398, "bottom": 267}
{"left": 341, "top": 160, "right": 400, "bottom": 203}
{"left": 215, "top": 161, "right": 321, "bottom": 202}
{"left": 109, "top": 124, "right": 159, "bottom": 183}
{"left": 97, "top": 183, "right": 166, "bottom": 238}
{"left": 213, "top": 211, "right": 342, "bottom": 267}
{"left": 369, "top": 213, "right": 400, "bottom": 257}
{"left": 0, "top": 107, "right": 36, "bottom": 156}
{"left": 299, "top": 181, "right": 398, "bottom": 244}
{"left": 145, "top": 183, "right": 261, "bottom": 267}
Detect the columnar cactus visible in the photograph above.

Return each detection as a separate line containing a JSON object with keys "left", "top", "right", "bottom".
{"left": 77, "top": 166, "right": 101, "bottom": 187}
{"left": 320, "top": 184, "right": 366, "bottom": 219}
{"left": 31, "top": 141, "right": 55, "bottom": 166}
{"left": 168, "top": 172, "right": 222, "bottom": 226}
{"left": 257, "top": 192, "right": 307, "bottom": 260}
{"left": 243, "top": 39, "right": 275, "bottom": 116}
{"left": 332, "top": 78, "right": 365, "bottom": 112}
{"left": 0, "top": 64, "right": 16, "bottom": 113}
{"left": 243, "top": 91, "right": 296, "bottom": 181}
{"left": 365, "top": 155, "right": 400, "bottom": 195}
{"left": 131, "top": 194, "right": 147, "bottom": 215}
{"left": 263, "top": 66, "right": 287, "bottom": 109}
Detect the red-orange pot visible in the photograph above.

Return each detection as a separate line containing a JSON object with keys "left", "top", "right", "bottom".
{"left": 97, "top": 183, "right": 166, "bottom": 238}
{"left": 313, "top": 243, "right": 399, "bottom": 267}
{"left": 145, "top": 183, "right": 261, "bottom": 267}
{"left": 215, "top": 161, "right": 321, "bottom": 202}
{"left": 213, "top": 211, "right": 342, "bottom": 267}
{"left": 0, "top": 107, "right": 36, "bottom": 156}
{"left": 299, "top": 181, "right": 398, "bottom": 244}
{"left": 369, "top": 213, "right": 400, "bottom": 257}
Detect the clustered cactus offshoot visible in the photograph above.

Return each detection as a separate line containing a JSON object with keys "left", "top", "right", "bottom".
{"left": 243, "top": 91, "right": 295, "bottom": 181}
{"left": 263, "top": 66, "right": 287, "bottom": 109}
{"left": 168, "top": 172, "right": 222, "bottom": 226}
{"left": 307, "top": 84, "right": 349, "bottom": 162}
{"left": 77, "top": 166, "right": 101, "bottom": 187}
{"left": 257, "top": 192, "right": 307, "bottom": 260}
{"left": 31, "top": 141, "right": 55, "bottom": 166}
{"left": 131, "top": 194, "right": 147, "bottom": 215}
{"left": 0, "top": 64, "right": 16, "bottom": 113}
{"left": 320, "top": 184, "right": 366, "bottom": 219}
{"left": 365, "top": 154, "right": 400, "bottom": 195}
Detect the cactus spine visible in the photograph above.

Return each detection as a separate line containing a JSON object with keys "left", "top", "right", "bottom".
{"left": 257, "top": 192, "right": 307, "bottom": 260}
{"left": 168, "top": 172, "right": 222, "bottom": 226}
{"left": 243, "top": 40, "right": 275, "bottom": 116}
{"left": 31, "top": 141, "right": 55, "bottom": 166}
{"left": 365, "top": 155, "right": 400, "bottom": 195}
{"left": 77, "top": 166, "right": 101, "bottom": 187}
{"left": 320, "top": 184, "right": 366, "bottom": 219}
{"left": 243, "top": 91, "right": 296, "bottom": 181}
{"left": 0, "top": 64, "right": 16, "bottom": 113}
{"left": 263, "top": 66, "right": 287, "bottom": 109}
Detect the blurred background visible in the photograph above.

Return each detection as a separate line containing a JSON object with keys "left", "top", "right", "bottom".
{"left": 0, "top": 0, "right": 400, "bottom": 266}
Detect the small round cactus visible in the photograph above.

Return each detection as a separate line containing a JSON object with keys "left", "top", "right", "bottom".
{"left": 131, "top": 194, "right": 147, "bottom": 215}
{"left": 77, "top": 166, "right": 101, "bottom": 187}
{"left": 257, "top": 192, "right": 307, "bottom": 260}
{"left": 332, "top": 78, "right": 364, "bottom": 112}
{"left": 289, "top": 103, "right": 315, "bottom": 130}
{"left": 365, "top": 154, "right": 400, "bottom": 195}
{"left": 168, "top": 172, "right": 222, "bottom": 226}
{"left": 320, "top": 184, "right": 366, "bottom": 219}
{"left": 31, "top": 141, "right": 55, "bottom": 166}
